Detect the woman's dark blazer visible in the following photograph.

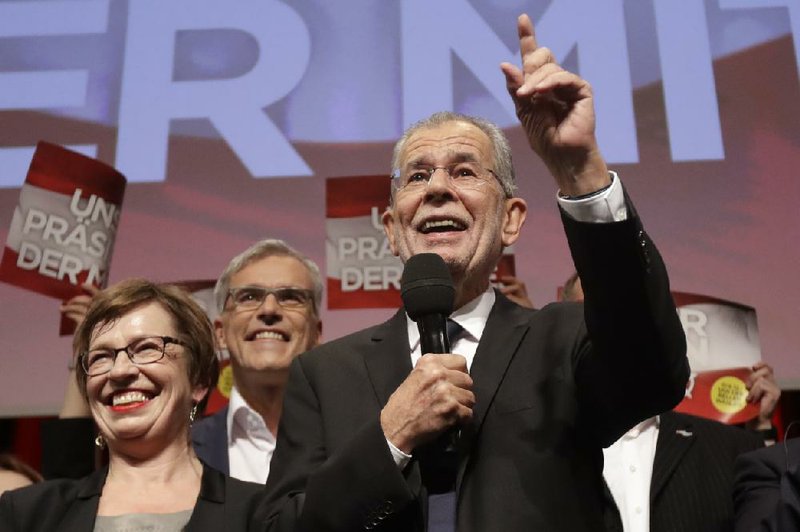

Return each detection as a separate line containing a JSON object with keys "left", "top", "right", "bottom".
{"left": 0, "top": 462, "right": 265, "bottom": 531}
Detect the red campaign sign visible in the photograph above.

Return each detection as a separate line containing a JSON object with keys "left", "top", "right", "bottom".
{"left": 0, "top": 142, "right": 126, "bottom": 304}
{"left": 326, "top": 174, "right": 392, "bottom": 219}
{"left": 674, "top": 367, "right": 759, "bottom": 425}
{"left": 326, "top": 175, "right": 402, "bottom": 309}
{"left": 671, "top": 291, "right": 762, "bottom": 424}
{"left": 672, "top": 291, "right": 761, "bottom": 372}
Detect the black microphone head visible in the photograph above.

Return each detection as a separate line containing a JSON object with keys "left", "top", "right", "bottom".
{"left": 400, "top": 253, "right": 455, "bottom": 321}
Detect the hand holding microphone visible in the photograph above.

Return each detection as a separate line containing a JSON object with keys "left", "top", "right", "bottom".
{"left": 380, "top": 253, "right": 474, "bottom": 463}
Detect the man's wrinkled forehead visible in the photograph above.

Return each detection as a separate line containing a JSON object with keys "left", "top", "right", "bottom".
{"left": 399, "top": 121, "right": 494, "bottom": 167}
{"left": 403, "top": 150, "right": 481, "bottom": 170}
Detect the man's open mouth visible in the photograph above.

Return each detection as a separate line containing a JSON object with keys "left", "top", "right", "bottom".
{"left": 419, "top": 219, "right": 466, "bottom": 234}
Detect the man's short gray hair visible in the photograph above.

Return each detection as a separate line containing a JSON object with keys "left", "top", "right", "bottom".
{"left": 214, "top": 239, "right": 323, "bottom": 315}
{"left": 390, "top": 111, "right": 517, "bottom": 199}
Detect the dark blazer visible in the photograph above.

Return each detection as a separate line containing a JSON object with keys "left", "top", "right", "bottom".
{"left": 260, "top": 210, "right": 689, "bottom": 531}
{"left": 192, "top": 406, "right": 230, "bottom": 475}
{"left": 0, "top": 462, "right": 264, "bottom": 532}
{"left": 604, "top": 411, "right": 764, "bottom": 532}
{"left": 734, "top": 438, "right": 800, "bottom": 531}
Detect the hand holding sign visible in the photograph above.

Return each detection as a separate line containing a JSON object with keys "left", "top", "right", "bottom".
{"left": 745, "top": 361, "right": 781, "bottom": 431}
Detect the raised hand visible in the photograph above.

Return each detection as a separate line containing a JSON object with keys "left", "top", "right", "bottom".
{"left": 500, "top": 14, "right": 609, "bottom": 196}
{"left": 60, "top": 283, "right": 101, "bottom": 329}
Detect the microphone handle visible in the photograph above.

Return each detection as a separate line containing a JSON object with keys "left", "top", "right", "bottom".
{"left": 417, "top": 314, "right": 461, "bottom": 464}
{"left": 417, "top": 314, "right": 450, "bottom": 355}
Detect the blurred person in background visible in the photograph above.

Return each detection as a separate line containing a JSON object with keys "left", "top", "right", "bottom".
{"left": 560, "top": 271, "right": 780, "bottom": 532}
{"left": 0, "top": 454, "right": 42, "bottom": 496}
{"left": 495, "top": 274, "right": 534, "bottom": 308}
{"left": 734, "top": 434, "right": 800, "bottom": 531}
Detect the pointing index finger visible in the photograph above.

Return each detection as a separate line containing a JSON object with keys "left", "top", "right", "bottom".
{"left": 518, "top": 14, "right": 539, "bottom": 60}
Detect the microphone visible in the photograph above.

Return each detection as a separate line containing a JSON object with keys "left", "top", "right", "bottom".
{"left": 400, "top": 253, "right": 455, "bottom": 355}
{"left": 400, "top": 253, "right": 459, "bottom": 494}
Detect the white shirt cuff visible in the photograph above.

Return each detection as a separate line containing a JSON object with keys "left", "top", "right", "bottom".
{"left": 556, "top": 171, "right": 628, "bottom": 223}
{"left": 386, "top": 438, "right": 412, "bottom": 469}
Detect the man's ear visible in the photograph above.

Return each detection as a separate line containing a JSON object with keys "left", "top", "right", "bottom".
{"left": 382, "top": 207, "right": 400, "bottom": 256}
{"left": 501, "top": 198, "right": 527, "bottom": 247}
{"left": 213, "top": 317, "right": 227, "bottom": 350}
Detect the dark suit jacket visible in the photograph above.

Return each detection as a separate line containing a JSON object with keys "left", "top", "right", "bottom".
{"left": 604, "top": 411, "right": 764, "bottom": 532}
{"left": 192, "top": 406, "right": 230, "bottom": 475}
{"left": 259, "top": 210, "right": 689, "bottom": 531}
{"left": 0, "top": 462, "right": 264, "bottom": 532}
{"left": 734, "top": 438, "right": 800, "bottom": 531}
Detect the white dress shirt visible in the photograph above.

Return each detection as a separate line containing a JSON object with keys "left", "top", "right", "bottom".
{"left": 603, "top": 416, "right": 660, "bottom": 532}
{"left": 558, "top": 170, "right": 627, "bottom": 223}
{"left": 226, "top": 386, "right": 276, "bottom": 483}
{"left": 405, "top": 287, "right": 494, "bottom": 372}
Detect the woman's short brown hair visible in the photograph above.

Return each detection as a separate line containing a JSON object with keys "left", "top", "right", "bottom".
{"left": 73, "top": 279, "right": 218, "bottom": 403}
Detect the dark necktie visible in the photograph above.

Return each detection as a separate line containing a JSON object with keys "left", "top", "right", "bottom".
{"left": 424, "top": 319, "right": 464, "bottom": 532}
{"left": 446, "top": 319, "right": 465, "bottom": 347}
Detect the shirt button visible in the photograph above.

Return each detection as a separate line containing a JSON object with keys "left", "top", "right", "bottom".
{"left": 629, "top": 465, "right": 637, "bottom": 473}
{"left": 636, "top": 507, "right": 642, "bottom": 514}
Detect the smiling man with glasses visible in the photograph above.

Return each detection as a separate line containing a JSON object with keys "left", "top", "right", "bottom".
{"left": 262, "top": 14, "right": 688, "bottom": 532}
{"left": 189, "top": 239, "right": 323, "bottom": 484}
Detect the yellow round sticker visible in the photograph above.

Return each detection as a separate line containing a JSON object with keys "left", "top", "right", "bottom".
{"left": 217, "top": 364, "right": 233, "bottom": 399}
{"left": 710, "top": 376, "right": 748, "bottom": 414}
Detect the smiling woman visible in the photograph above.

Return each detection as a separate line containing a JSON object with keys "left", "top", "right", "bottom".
{"left": 0, "top": 279, "right": 267, "bottom": 532}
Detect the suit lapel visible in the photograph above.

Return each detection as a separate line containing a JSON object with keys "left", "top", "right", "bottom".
{"left": 456, "top": 294, "right": 530, "bottom": 489}
{"left": 468, "top": 294, "right": 530, "bottom": 434}
{"left": 185, "top": 464, "right": 227, "bottom": 530}
{"left": 651, "top": 412, "right": 695, "bottom": 501}
{"left": 362, "top": 309, "right": 423, "bottom": 514}
{"left": 59, "top": 467, "right": 105, "bottom": 530}
{"left": 363, "top": 309, "right": 414, "bottom": 407}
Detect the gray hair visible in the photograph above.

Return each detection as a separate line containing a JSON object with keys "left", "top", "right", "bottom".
{"left": 391, "top": 111, "right": 517, "bottom": 199}
{"left": 214, "top": 239, "right": 323, "bottom": 315}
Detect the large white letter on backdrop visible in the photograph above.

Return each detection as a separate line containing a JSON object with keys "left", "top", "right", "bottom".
{"left": 116, "top": 0, "right": 312, "bottom": 182}
{"left": 401, "top": 0, "right": 637, "bottom": 164}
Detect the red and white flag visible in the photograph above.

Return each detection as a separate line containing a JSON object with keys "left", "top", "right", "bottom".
{"left": 326, "top": 175, "right": 402, "bottom": 309}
